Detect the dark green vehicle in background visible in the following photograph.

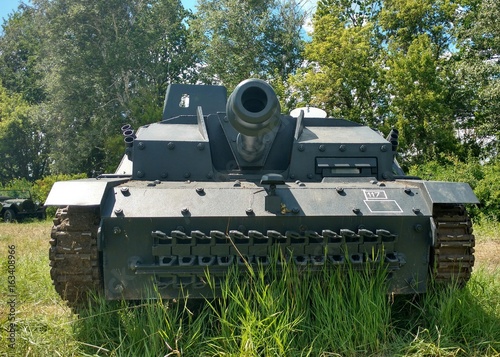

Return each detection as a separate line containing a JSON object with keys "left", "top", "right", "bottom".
{"left": 0, "top": 189, "right": 46, "bottom": 222}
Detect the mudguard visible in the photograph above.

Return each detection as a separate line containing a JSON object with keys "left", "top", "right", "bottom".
{"left": 45, "top": 178, "right": 129, "bottom": 207}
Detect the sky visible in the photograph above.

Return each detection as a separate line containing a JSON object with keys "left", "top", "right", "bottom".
{"left": 0, "top": 0, "right": 26, "bottom": 23}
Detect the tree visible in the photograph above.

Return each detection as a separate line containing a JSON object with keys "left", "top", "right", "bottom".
{"left": 453, "top": 0, "right": 500, "bottom": 159}
{"left": 289, "top": 0, "right": 386, "bottom": 126}
{"left": 189, "top": 0, "right": 305, "bottom": 90}
{"left": 0, "top": 5, "right": 46, "bottom": 104}
{"left": 34, "top": 0, "right": 195, "bottom": 174}
{"left": 384, "top": 35, "right": 459, "bottom": 163}
{"left": 379, "top": 0, "right": 463, "bottom": 165}
{"left": 379, "top": 0, "right": 458, "bottom": 56}
{"left": 0, "top": 83, "right": 49, "bottom": 183}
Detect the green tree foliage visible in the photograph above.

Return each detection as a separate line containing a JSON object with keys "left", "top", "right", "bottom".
{"left": 0, "top": 83, "right": 49, "bottom": 183}
{"left": 189, "top": 0, "right": 305, "bottom": 90}
{"left": 34, "top": 0, "right": 195, "bottom": 174}
{"left": 453, "top": 0, "right": 500, "bottom": 159}
{"left": 0, "top": 5, "right": 46, "bottom": 104}
{"left": 289, "top": 0, "right": 385, "bottom": 126}
{"left": 379, "top": 0, "right": 458, "bottom": 55}
{"left": 384, "top": 35, "right": 459, "bottom": 163}
{"left": 379, "top": 0, "right": 463, "bottom": 165}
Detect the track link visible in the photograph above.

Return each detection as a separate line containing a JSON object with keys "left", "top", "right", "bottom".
{"left": 432, "top": 204, "right": 475, "bottom": 285}
{"left": 49, "top": 206, "right": 102, "bottom": 305}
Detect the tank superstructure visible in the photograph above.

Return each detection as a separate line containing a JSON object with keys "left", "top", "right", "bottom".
{"left": 46, "top": 79, "right": 479, "bottom": 303}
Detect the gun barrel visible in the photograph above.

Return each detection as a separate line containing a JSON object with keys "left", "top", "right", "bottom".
{"left": 227, "top": 79, "right": 281, "bottom": 162}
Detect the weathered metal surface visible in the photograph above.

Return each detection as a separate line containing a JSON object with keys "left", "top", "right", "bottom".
{"left": 45, "top": 178, "right": 129, "bottom": 206}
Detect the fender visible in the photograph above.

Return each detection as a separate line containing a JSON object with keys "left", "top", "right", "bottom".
{"left": 45, "top": 178, "right": 129, "bottom": 207}
{"left": 399, "top": 180, "right": 480, "bottom": 206}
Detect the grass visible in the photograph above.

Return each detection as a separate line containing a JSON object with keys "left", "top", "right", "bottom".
{"left": 1, "top": 219, "right": 499, "bottom": 356}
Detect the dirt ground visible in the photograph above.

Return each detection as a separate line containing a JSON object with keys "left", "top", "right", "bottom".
{"left": 475, "top": 239, "right": 500, "bottom": 272}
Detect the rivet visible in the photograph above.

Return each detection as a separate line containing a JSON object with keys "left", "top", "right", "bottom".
{"left": 181, "top": 207, "right": 190, "bottom": 215}
{"left": 154, "top": 180, "right": 161, "bottom": 184}
{"left": 414, "top": 224, "right": 423, "bottom": 232}
{"left": 292, "top": 207, "right": 300, "bottom": 214}
{"left": 120, "top": 187, "right": 129, "bottom": 194}
{"left": 319, "top": 144, "right": 326, "bottom": 152}
{"left": 161, "top": 172, "right": 168, "bottom": 178}
{"left": 377, "top": 182, "right": 386, "bottom": 187}
{"left": 336, "top": 187, "right": 344, "bottom": 193}
{"left": 196, "top": 187, "right": 205, "bottom": 194}
{"left": 352, "top": 208, "right": 360, "bottom": 214}
{"left": 246, "top": 208, "right": 254, "bottom": 215}
{"left": 113, "top": 227, "right": 121, "bottom": 234}
{"left": 307, "top": 173, "right": 313, "bottom": 179}
{"left": 412, "top": 207, "right": 421, "bottom": 214}
{"left": 184, "top": 172, "right": 191, "bottom": 178}
{"left": 381, "top": 145, "right": 388, "bottom": 152}
{"left": 167, "top": 142, "right": 175, "bottom": 150}
{"left": 197, "top": 143, "right": 205, "bottom": 150}
{"left": 404, "top": 187, "right": 412, "bottom": 194}
{"left": 207, "top": 171, "right": 214, "bottom": 179}
{"left": 138, "top": 142, "right": 145, "bottom": 150}
{"left": 233, "top": 180, "right": 241, "bottom": 187}
{"left": 298, "top": 144, "right": 305, "bottom": 152}
{"left": 114, "top": 208, "right": 123, "bottom": 215}
{"left": 339, "top": 145, "right": 346, "bottom": 152}
{"left": 360, "top": 145, "right": 366, "bottom": 152}
{"left": 137, "top": 171, "right": 144, "bottom": 178}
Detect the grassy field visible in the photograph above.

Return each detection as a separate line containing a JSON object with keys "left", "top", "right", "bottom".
{"left": 1, "top": 219, "right": 499, "bottom": 357}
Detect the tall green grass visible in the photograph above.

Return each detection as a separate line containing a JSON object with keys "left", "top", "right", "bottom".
{"left": 73, "top": 253, "right": 392, "bottom": 357}
{"left": 1, "top": 221, "right": 499, "bottom": 356}
{"left": 390, "top": 268, "right": 500, "bottom": 356}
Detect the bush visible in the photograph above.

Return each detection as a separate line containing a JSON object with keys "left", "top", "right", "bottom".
{"left": 409, "top": 157, "right": 500, "bottom": 219}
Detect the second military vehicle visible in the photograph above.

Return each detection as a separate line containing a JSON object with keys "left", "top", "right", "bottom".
{"left": 1, "top": 190, "right": 46, "bottom": 222}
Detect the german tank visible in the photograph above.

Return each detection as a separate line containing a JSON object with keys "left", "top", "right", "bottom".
{"left": 45, "top": 79, "right": 479, "bottom": 304}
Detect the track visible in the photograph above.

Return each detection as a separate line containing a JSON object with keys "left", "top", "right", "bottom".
{"left": 49, "top": 206, "right": 102, "bottom": 305}
{"left": 432, "top": 204, "right": 475, "bottom": 285}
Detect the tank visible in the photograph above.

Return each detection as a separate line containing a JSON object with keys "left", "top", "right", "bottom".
{"left": 45, "top": 79, "right": 479, "bottom": 304}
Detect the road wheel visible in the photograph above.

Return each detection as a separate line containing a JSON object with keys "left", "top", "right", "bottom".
{"left": 3, "top": 209, "right": 16, "bottom": 223}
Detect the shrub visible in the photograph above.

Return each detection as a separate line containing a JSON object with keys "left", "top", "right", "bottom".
{"left": 409, "top": 157, "right": 500, "bottom": 219}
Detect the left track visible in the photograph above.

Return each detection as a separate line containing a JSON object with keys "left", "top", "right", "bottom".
{"left": 49, "top": 206, "right": 102, "bottom": 306}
